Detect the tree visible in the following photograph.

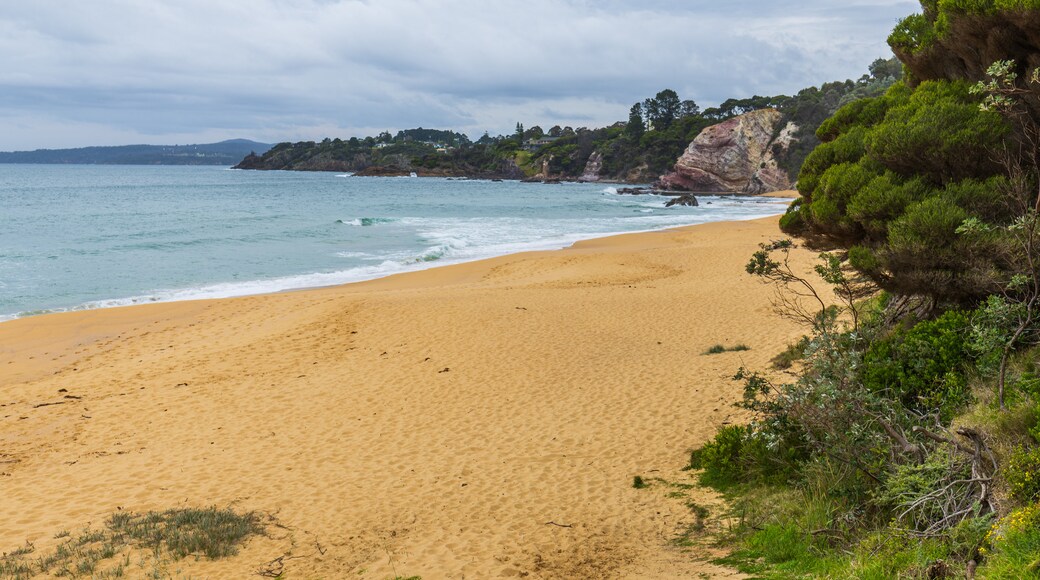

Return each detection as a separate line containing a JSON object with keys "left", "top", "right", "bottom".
{"left": 680, "top": 99, "right": 700, "bottom": 119}
{"left": 524, "top": 125, "right": 544, "bottom": 140}
{"left": 869, "top": 56, "right": 903, "bottom": 81}
{"left": 963, "top": 60, "right": 1040, "bottom": 409}
{"left": 626, "top": 103, "right": 645, "bottom": 140}
{"left": 548, "top": 125, "right": 563, "bottom": 137}
{"left": 782, "top": 79, "right": 1011, "bottom": 305}
{"left": 515, "top": 122, "right": 524, "bottom": 144}
{"left": 643, "top": 89, "right": 682, "bottom": 131}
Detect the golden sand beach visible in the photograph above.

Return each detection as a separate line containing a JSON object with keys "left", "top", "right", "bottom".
{"left": 1, "top": 211, "right": 818, "bottom": 578}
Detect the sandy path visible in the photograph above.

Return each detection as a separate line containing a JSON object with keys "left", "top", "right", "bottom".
{"left": 0, "top": 216, "right": 815, "bottom": 578}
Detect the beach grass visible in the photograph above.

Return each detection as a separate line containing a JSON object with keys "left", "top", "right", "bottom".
{"left": 0, "top": 507, "right": 263, "bottom": 579}
{"left": 703, "top": 343, "right": 751, "bottom": 355}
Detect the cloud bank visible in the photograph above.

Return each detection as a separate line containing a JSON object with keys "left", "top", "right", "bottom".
{"left": 0, "top": 0, "right": 918, "bottom": 149}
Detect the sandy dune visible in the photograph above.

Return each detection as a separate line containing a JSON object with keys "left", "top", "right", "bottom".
{"left": 0, "top": 216, "right": 817, "bottom": 578}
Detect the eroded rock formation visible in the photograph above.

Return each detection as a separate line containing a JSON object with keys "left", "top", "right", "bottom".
{"left": 655, "top": 109, "right": 795, "bottom": 194}
{"left": 580, "top": 151, "right": 603, "bottom": 182}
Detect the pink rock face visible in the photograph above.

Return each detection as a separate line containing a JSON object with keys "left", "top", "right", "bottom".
{"left": 657, "top": 109, "right": 794, "bottom": 194}
{"left": 580, "top": 151, "right": 603, "bottom": 182}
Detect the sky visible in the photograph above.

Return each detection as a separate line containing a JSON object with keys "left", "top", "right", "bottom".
{"left": 0, "top": 0, "right": 919, "bottom": 151}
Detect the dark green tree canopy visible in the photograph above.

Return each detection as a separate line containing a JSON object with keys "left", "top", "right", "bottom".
{"left": 781, "top": 0, "right": 1040, "bottom": 306}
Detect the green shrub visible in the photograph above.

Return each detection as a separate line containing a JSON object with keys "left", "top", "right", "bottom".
{"left": 816, "top": 95, "right": 892, "bottom": 142}
{"left": 846, "top": 174, "right": 934, "bottom": 238}
{"left": 770, "top": 336, "right": 810, "bottom": 370}
{"left": 979, "top": 503, "right": 1040, "bottom": 578}
{"left": 746, "top": 523, "right": 809, "bottom": 564}
{"left": 1004, "top": 445, "right": 1040, "bottom": 502}
{"left": 703, "top": 344, "right": 751, "bottom": 355}
{"left": 788, "top": 76, "right": 1012, "bottom": 304}
{"left": 690, "top": 425, "right": 747, "bottom": 486}
{"left": 862, "top": 310, "right": 973, "bottom": 419}
{"left": 690, "top": 424, "right": 804, "bottom": 488}
{"left": 842, "top": 522, "right": 988, "bottom": 579}
{"left": 778, "top": 198, "right": 807, "bottom": 234}
{"left": 888, "top": 13, "right": 937, "bottom": 52}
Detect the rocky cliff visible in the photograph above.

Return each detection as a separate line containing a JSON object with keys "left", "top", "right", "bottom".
{"left": 580, "top": 151, "right": 603, "bottom": 182}
{"left": 655, "top": 109, "right": 795, "bottom": 194}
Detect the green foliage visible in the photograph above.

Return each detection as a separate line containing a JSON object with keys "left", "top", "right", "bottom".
{"left": 706, "top": 11, "right": 1040, "bottom": 576}
{"left": 775, "top": 60, "right": 904, "bottom": 178}
{"left": 862, "top": 310, "right": 973, "bottom": 418}
{"left": 625, "top": 103, "right": 645, "bottom": 141}
{"left": 712, "top": 485, "right": 853, "bottom": 578}
{"left": 980, "top": 503, "right": 1040, "bottom": 578}
{"left": 815, "top": 95, "right": 891, "bottom": 142}
{"left": 106, "top": 507, "right": 263, "bottom": 560}
{"left": 394, "top": 127, "right": 469, "bottom": 147}
{"left": 778, "top": 198, "right": 807, "bottom": 234}
{"left": 888, "top": 13, "right": 938, "bottom": 52}
{"left": 0, "top": 507, "right": 262, "bottom": 578}
{"left": 770, "top": 336, "right": 810, "bottom": 370}
{"left": 703, "top": 343, "right": 750, "bottom": 355}
{"left": 689, "top": 425, "right": 749, "bottom": 486}
{"left": 970, "top": 295, "right": 1029, "bottom": 374}
{"left": 745, "top": 524, "right": 811, "bottom": 565}
{"left": 632, "top": 475, "right": 648, "bottom": 489}
{"left": 809, "top": 161, "right": 875, "bottom": 238}
{"left": 866, "top": 81, "right": 1007, "bottom": 183}
{"left": 786, "top": 75, "right": 1014, "bottom": 303}
{"left": 797, "top": 125, "right": 871, "bottom": 199}
{"left": 642, "top": 89, "right": 683, "bottom": 131}
{"left": 847, "top": 174, "right": 934, "bottom": 238}
{"left": 690, "top": 420, "right": 805, "bottom": 488}
{"left": 839, "top": 519, "right": 990, "bottom": 578}
{"left": 1005, "top": 445, "right": 1040, "bottom": 501}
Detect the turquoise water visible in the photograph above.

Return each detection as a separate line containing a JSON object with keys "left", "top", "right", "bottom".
{"left": 0, "top": 165, "right": 789, "bottom": 321}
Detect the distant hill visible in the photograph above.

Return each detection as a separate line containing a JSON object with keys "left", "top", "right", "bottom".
{"left": 0, "top": 139, "right": 272, "bottom": 166}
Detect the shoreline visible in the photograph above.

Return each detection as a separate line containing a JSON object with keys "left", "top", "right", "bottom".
{"left": 0, "top": 194, "right": 794, "bottom": 324}
{"left": 0, "top": 212, "right": 815, "bottom": 578}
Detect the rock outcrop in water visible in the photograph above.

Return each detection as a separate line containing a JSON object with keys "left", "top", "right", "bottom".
{"left": 655, "top": 109, "right": 795, "bottom": 194}
{"left": 664, "top": 194, "right": 699, "bottom": 207}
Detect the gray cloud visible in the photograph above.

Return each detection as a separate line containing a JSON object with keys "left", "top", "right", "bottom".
{"left": 0, "top": 0, "right": 918, "bottom": 149}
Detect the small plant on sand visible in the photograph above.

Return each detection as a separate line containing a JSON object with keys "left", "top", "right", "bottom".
{"left": 770, "top": 336, "right": 810, "bottom": 370}
{"left": 703, "top": 344, "right": 751, "bottom": 355}
{"left": 632, "top": 476, "right": 648, "bottom": 489}
{"left": 686, "top": 501, "right": 710, "bottom": 532}
{"left": 0, "top": 507, "right": 264, "bottom": 578}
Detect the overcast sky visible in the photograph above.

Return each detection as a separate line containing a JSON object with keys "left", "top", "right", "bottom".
{"left": 0, "top": 0, "right": 918, "bottom": 150}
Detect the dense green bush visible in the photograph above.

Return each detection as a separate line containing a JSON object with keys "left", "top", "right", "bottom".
{"left": 862, "top": 310, "right": 973, "bottom": 419}
{"left": 785, "top": 77, "right": 1011, "bottom": 303}
{"left": 1004, "top": 445, "right": 1040, "bottom": 501}
{"left": 689, "top": 424, "right": 804, "bottom": 487}
{"left": 846, "top": 173, "right": 933, "bottom": 238}
{"left": 689, "top": 425, "right": 747, "bottom": 486}
{"left": 980, "top": 503, "right": 1040, "bottom": 578}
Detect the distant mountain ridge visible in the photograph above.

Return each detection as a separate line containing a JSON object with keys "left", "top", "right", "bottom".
{"left": 0, "top": 139, "right": 272, "bottom": 166}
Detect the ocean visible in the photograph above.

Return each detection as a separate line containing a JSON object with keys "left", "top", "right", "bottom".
{"left": 0, "top": 164, "right": 790, "bottom": 321}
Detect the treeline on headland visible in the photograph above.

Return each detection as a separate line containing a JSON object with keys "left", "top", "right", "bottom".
{"left": 233, "top": 59, "right": 902, "bottom": 184}
{"left": 678, "top": 1, "right": 1040, "bottom": 577}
